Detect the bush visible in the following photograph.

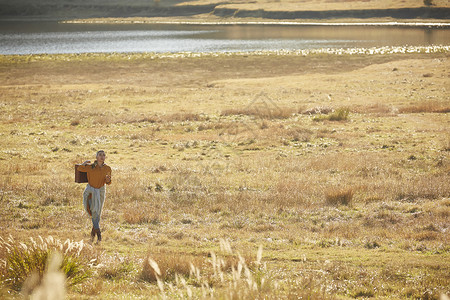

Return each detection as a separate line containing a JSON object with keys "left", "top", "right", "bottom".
{"left": 0, "top": 235, "right": 93, "bottom": 291}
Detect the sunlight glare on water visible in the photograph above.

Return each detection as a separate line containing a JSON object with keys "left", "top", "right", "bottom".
{"left": 0, "top": 21, "right": 449, "bottom": 54}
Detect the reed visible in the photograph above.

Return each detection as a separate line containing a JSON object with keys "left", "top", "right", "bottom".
{"left": 0, "top": 236, "right": 93, "bottom": 291}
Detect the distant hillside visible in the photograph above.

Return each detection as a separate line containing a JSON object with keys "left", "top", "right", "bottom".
{"left": 185, "top": 0, "right": 450, "bottom": 20}
{"left": 0, "top": 0, "right": 211, "bottom": 20}
{"left": 180, "top": 0, "right": 450, "bottom": 11}
{"left": 0, "top": 0, "right": 449, "bottom": 20}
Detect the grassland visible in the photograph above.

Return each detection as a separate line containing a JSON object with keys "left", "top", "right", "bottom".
{"left": 0, "top": 50, "right": 449, "bottom": 299}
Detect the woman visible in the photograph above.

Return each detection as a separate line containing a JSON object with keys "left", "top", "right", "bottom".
{"left": 78, "top": 150, "right": 112, "bottom": 243}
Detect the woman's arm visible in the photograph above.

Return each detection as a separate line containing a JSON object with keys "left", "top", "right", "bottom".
{"left": 77, "top": 160, "right": 91, "bottom": 172}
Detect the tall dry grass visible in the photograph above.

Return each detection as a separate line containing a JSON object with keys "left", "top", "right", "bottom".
{"left": 399, "top": 101, "right": 450, "bottom": 113}
{"left": 0, "top": 235, "right": 94, "bottom": 292}
{"left": 221, "top": 106, "right": 296, "bottom": 119}
{"left": 138, "top": 239, "right": 338, "bottom": 299}
{"left": 139, "top": 240, "right": 312, "bottom": 299}
{"left": 22, "top": 252, "right": 66, "bottom": 299}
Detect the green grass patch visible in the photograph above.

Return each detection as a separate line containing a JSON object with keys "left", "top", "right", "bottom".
{"left": 313, "top": 107, "right": 350, "bottom": 122}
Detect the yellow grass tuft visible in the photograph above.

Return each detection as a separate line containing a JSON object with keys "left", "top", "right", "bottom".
{"left": 325, "top": 187, "right": 354, "bottom": 206}
{"left": 313, "top": 107, "right": 350, "bottom": 122}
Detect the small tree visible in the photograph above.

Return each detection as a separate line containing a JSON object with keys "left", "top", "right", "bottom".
{"left": 423, "top": 0, "right": 433, "bottom": 6}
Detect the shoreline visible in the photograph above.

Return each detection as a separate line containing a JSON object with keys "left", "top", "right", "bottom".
{"left": 1, "top": 46, "right": 449, "bottom": 61}
{"left": 62, "top": 18, "right": 450, "bottom": 27}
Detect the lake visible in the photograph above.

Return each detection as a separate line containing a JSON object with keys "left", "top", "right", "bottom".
{"left": 0, "top": 21, "right": 449, "bottom": 55}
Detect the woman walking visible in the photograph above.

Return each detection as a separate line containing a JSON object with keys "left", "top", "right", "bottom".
{"left": 78, "top": 150, "right": 112, "bottom": 243}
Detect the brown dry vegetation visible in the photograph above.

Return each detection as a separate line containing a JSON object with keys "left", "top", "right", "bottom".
{"left": 0, "top": 51, "right": 449, "bottom": 299}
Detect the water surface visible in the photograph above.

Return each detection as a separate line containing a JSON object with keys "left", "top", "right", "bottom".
{"left": 0, "top": 21, "right": 448, "bottom": 54}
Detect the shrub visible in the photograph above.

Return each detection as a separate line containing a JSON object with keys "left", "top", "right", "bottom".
{"left": 0, "top": 236, "right": 93, "bottom": 291}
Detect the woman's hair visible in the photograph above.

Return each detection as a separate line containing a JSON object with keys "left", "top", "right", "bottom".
{"left": 92, "top": 150, "right": 105, "bottom": 169}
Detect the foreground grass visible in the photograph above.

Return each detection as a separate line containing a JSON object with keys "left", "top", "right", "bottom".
{"left": 0, "top": 51, "right": 449, "bottom": 298}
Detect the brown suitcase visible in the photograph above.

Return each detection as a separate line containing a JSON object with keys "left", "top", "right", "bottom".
{"left": 75, "top": 164, "right": 88, "bottom": 183}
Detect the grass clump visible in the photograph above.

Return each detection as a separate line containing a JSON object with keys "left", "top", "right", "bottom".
{"left": 100, "top": 261, "right": 135, "bottom": 280}
{"left": 140, "top": 248, "right": 205, "bottom": 282}
{"left": 313, "top": 107, "right": 350, "bottom": 122}
{"left": 364, "top": 240, "right": 381, "bottom": 249}
{"left": 353, "top": 289, "right": 375, "bottom": 298}
{"left": 325, "top": 187, "right": 354, "bottom": 206}
{"left": 0, "top": 235, "right": 93, "bottom": 291}
{"left": 123, "top": 207, "right": 160, "bottom": 225}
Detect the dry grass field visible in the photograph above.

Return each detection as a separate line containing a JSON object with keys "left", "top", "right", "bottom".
{"left": 0, "top": 50, "right": 449, "bottom": 299}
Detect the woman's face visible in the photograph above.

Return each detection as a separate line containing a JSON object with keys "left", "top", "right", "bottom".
{"left": 97, "top": 151, "right": 106, "bottom": 163}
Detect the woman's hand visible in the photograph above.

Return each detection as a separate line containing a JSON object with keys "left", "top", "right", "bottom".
{"left": 82, "top": 160, "right": 91, "bottom": 166}
{"left": 105, "top": 174, "right": 111, "bottom": 184}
